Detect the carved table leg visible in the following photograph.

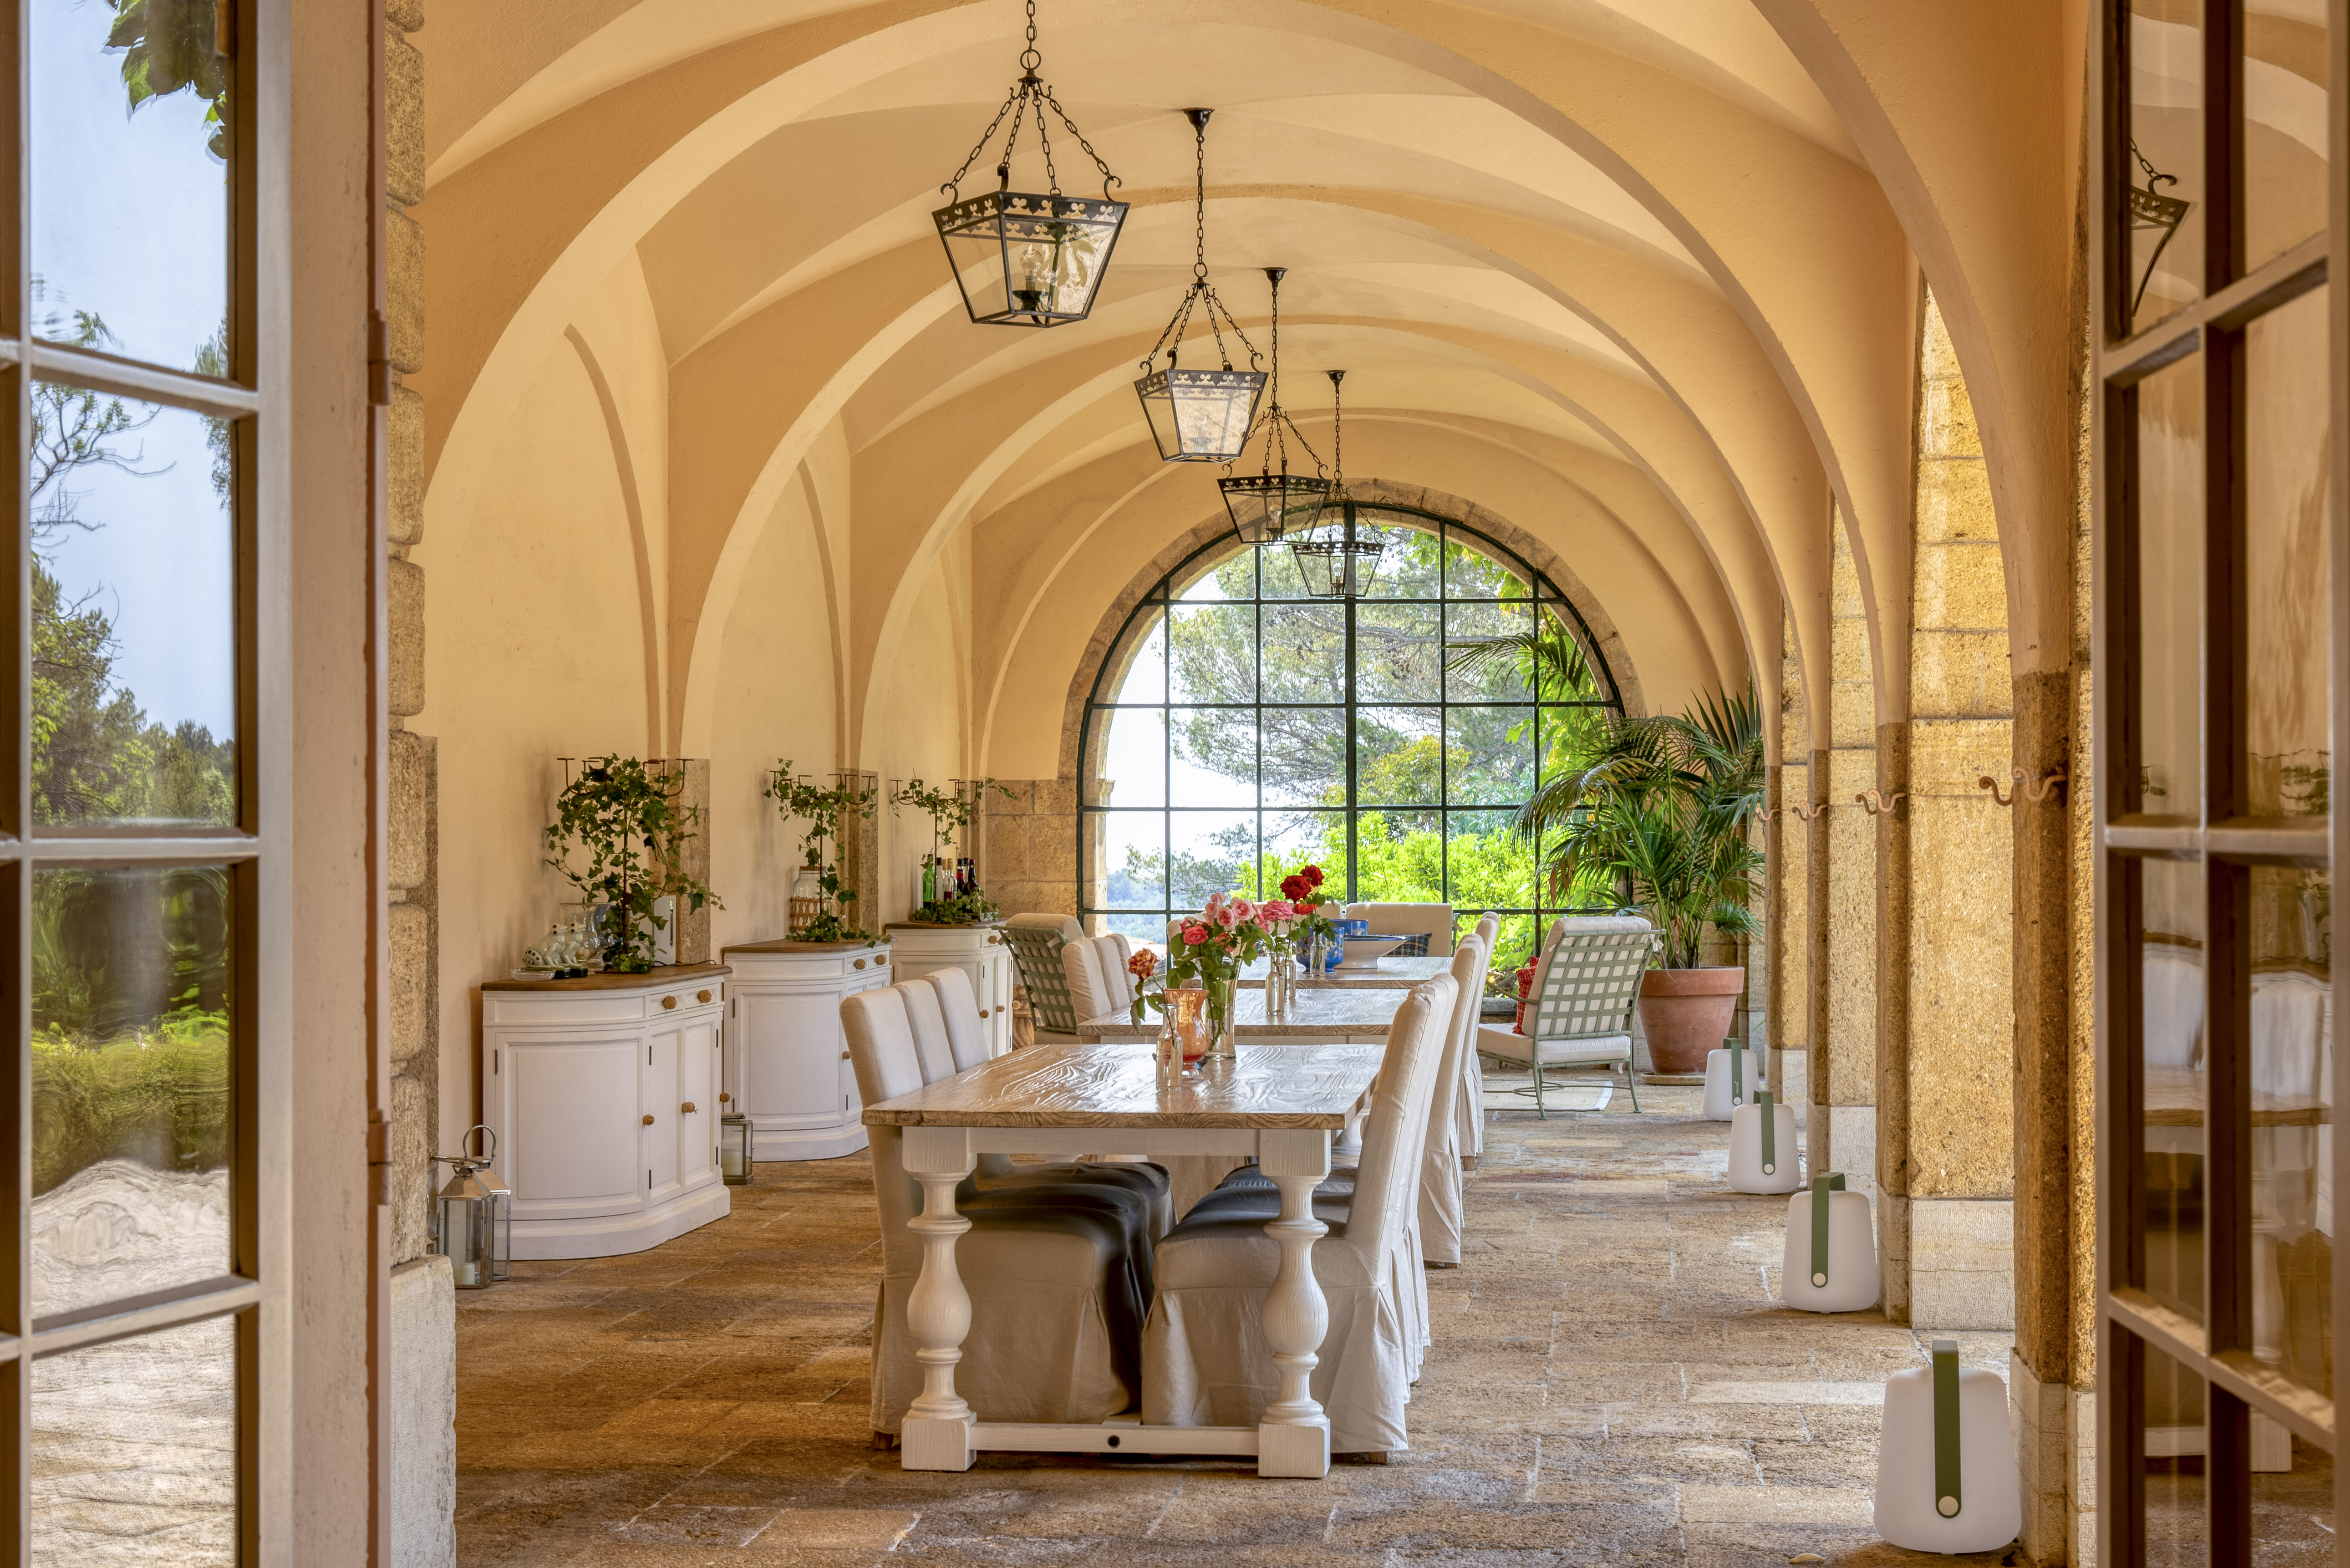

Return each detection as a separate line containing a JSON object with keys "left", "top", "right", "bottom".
{"left": 900, "top": 1125, "right": 977, "bottom": 1470}
{"left": 1255, "top": 1127, "right": 1333, "bottom": 1477}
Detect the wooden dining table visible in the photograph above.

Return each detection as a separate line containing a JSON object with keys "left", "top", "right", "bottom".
{"left": 1072, "top": 984, "right": 1411, "bottom": 1042}
{"left": 1237, "top": 954, "right": 1454, "bottom": 989}
{"left": 863, "top": 1038, "right": 1386, "bottom": 1478}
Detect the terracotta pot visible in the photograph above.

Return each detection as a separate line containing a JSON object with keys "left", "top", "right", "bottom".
{"left": 1637, "top": 967, "right": 1746, "bottom": 1075}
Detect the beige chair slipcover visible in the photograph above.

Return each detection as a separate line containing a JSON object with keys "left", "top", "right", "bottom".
{"left": 2251, "top": 968, "right": 2332, "bottom": 1366}
{"left": 842, "top": 988, "right": 1148, "bottom": 1433}
{"left": 1343, "top": 901, "right": 1455, "bottom": 957}
{"left": 1142, "top": 974, "right": 1456, "bottom": 1455}
{"left": 1004, "top": 913, "right": 1086, "bottom": 1041}
{"left": 1462, "top": 914, "right": 1500, "bottom": 1162}
{"left": 1478, "top": 914, "right": 1656, "bottom": 1114}
{"left": 904, "top": 974, "right": 1172, "bottom": 1237}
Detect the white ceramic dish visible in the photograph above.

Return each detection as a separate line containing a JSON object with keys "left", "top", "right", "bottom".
{"left": 1331, "top": 935, "right": 1405, "bottom": 970}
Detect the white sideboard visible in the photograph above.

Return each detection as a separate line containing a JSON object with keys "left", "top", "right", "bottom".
{"left": 479, "top": 963, "right": 731, "bottom": 1259}
{"left": 884, "top": 923, "right": 1016, "bottom": 1059}
{"left": 720, "top": 937, "right": 895, "bottom": 1161}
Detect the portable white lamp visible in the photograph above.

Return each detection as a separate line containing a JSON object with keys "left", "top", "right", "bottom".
{"left": 1729, "top": 1089, "right": 1801, "bottom": 1193}
{"left": 1781, "top": 1172, "right": 1878, "bottom": 1312}
{"left": 1873, "top": 1339, "right": 2020, "bottom": 1552}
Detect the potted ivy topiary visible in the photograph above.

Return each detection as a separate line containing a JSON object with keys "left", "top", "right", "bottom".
{"left": 890, "top": 776, "right": 1017, "bottom": 924}
{"left": 764, "top": 762, "right": 880, "bottom": 944}
{"left": 544, "top": 756, "right": 722, "bottom": 974}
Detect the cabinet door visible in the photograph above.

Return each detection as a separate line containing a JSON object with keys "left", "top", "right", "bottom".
{"left": 498, "top": 1034, "right": 644, "bottom": 1220}
{"left": 985, "top": 949, "right": 1013, "bottom": 1056}
{"left": 645, "top": 1027, "right": 682, "bottom": 1201}
{"left": 675, "top": 1013, "right": 718, "bottom": 1191}
{"left": 739, "top": 987, "right": 853, "bottom": 1126}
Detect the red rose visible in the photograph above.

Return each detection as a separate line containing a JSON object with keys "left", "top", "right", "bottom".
{"left": 1181, "top": 926, "right": 1208, "bottom": 946}
{"left": 1302, "top": 864, "right": 1325, "bottom": 888}
{"left": 1280, "top": 874, "right": 1309, "bottom": 901}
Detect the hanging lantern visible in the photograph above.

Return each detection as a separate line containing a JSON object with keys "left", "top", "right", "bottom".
{"left": 1217, "top": 267, "right": 1328, "bottom": 544}
{"left": 2126, "top": 139, "right": 2190, "bottom": 320}
{"left": 1289, "top": 371, "right": 1384, "bottom": 598}
{"left": 1134, "top": 109, "right": 1265, "bottom": 462}
{"left": 931, "top": 0, "right": 1126, "bottom": 328}
{"left": 430, "top": 1125, "right": 510, "bottom": 1290}
{"left": 719, "top": 1094, "right": 753, "bottom": 1187}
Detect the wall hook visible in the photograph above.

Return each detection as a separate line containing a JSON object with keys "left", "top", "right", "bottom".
{"left": 1760, "top": 799, "right": 1831, "bottom": 823}
{"left": 2023, "top": 764, "right": 2069, "bottom": 804}
{"left": 1856, "top": 789, "right": 1907, "bottom": 817}
{"left": 1979, "top": 765, "right": 2068, "bottom": 808}
{"left": 1978, "top": 772, "right": 2014, "bottom": 807}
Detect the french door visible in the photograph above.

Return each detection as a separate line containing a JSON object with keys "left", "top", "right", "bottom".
{"left": 2099, "top": 0, "right": 2347, "bottom": 1561}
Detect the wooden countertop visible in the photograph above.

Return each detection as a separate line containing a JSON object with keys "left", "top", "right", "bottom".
{"left": 483, "top": 961, "right": 732, "bottom": 993}
{"left": 883, "top": 921, "right": 1005, "bottom": 931}
{"left": 864, "top": 1039, "right": 1383, "bottom": 1130}
{"left": 720, "top": 937, "right": 890, "bottom": 955}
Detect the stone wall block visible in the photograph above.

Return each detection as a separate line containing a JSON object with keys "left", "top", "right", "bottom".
{"left": 987, "top": 815, "right": 1029, "bottom": 882}
{"left": 1028, "top": 818, "right": 1078, "bottom": 883}
{"left": 1908, "top": 717, "right": 2020, "bottom": 795}
{"left": 1906, "top": 799, "right": 2016, "bottom": 1199}
{"left": 1035, "top": 779, "right": 1078, "bottom": 818}
{"left": 677, "top": 760, "right": 712, "bottom": 964}
{"left": 389, "top": 1065, "right": 433, "bottom": 1264}
{"left": 388, "top": 556, "right": 426, "bottom": 716}
{"left": 390, "top": 384, "right": 426, "bottom": 546}
{"left": 1909, "top": 629, "right": 2013, "bottom": 720}
{"left": 389, "top": 1255, "right": 455, "bottom": 1568}
{"left": 385, "top": 0, "right": 425, "bottom": 36}
{"left": 1913, "top": 539, "right": 2009, "bottom": 629}
{"left": 390, "top": 901, "right": 431, "bottom": 1066}
{"left": 388, "top": 208, "right": 425, "bottom": 374}
{"left": 386, "top": 31, "right": 426, "bottom": 208}
{"left": 1908, "top": 1197, "right": 2015, "bottom": 1330}
{"left": 1921, "top": 381, "right": 1984, "bottom": 456}
{"left": 389, "top": 729, "right": 434, "bottom": 891}
{"left": 1917, "top": 458, "right": 1999, "bottom": 542}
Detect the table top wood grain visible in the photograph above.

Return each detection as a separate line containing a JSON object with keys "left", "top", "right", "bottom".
{"left": 863, "top": 1040, "right": 1385, "bottom": 1130}
{"left": 1239, "top": 955, "right": 1454, "bottom": 989}
{"left": 2144, "top": 1064, "right": 2331, "bottom": 1127}
{"left": 1075, "top": 986, "right": 1413, "bottom": 1041}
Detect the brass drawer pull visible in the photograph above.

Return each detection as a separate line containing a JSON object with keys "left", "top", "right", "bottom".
{"left": 642, "top": 1114, "right": 656, "bottom": 1126}
{"left": 662, "top": 996, "right": 678, "bottom": 1010}
{"left": 719, "top": 1091, "right": 732, "bottom": 1105}
{"left": 697, "top": 988, "right": 712, "bottom": 1004}
{"left": 854, "top": 958, "right": 866, "bottom": 970}
{"left": 840, "top": 1049, "right": 851, "bottom": 1060}
{"left": 875, "top": 952, "right": 888, "bottom": 965}
{"left": 681, "top": 1102, "right": 697, "bottom": 1114}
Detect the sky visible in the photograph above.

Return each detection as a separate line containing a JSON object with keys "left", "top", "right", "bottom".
{"left": 29, "top": 0, "right": 237, "bottom": 741}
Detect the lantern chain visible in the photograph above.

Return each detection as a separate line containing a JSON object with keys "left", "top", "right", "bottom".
{"left": 1140, "top": 111, "right": 1261, "bottom": 375}
{"left": 939, "top": 0, "right": 1122, "bottom": 202}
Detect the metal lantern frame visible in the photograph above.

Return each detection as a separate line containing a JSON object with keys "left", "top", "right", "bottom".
{"left": 1288, "top": 369, "right": 1385, "bottom": 599}
{"left": 430, "top": 1123, "right": 511, "bottom": 1289}
{"left": 719, "top": 1095, "right": 753, "bottom": 1186}
{"left": 1133, "top": 108, "right": 1266, "bottom": 463}
{"left": 1216, "top": 267, "right": 1328, "bottom": 544}
{"left": 2124, "top": 137, "right": 2190, "bottom": 320}
{"left": 930, "top": 0, "right": 1127, "bottom": 329}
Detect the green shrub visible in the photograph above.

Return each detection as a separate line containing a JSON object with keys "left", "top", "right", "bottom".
{"left": 31, "top": 1011, "right": 229, "bottom": 1196}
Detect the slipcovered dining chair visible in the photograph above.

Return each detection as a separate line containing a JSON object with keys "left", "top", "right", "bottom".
{"left": 1343, "top": 902, "right": 1454, "bottom": 958}
{"left": 1142, "top": 975, "right": 1455, "bottom": 1457}
{"left": 1004, "top": 913, "right": 1086, "bottom": 1042}
{"left": 1477, "top": 914, "right": 1657, "bottom": 1115}
{"left": 1462, "top": 913, "right": 1500, "bottom": 1164}
{"left": 2251, "top": 967, "right": 2331, "bottom": 1374}
{"left": 841, "top": 987, "right": 1150, "bottom": 1435}
{"left": 905, "top": 972, "right": 1175, "bottom": 1239}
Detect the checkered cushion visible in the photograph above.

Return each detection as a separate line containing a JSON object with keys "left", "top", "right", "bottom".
{"left": 1002, "top": 925, "right": 1078, "bottom": 1034}
{"left": 1392, "top": 933, "right": 1430, "bottom": 958}
{"left": 1530, "top": 917, "right": 1657, "bottom": 1043}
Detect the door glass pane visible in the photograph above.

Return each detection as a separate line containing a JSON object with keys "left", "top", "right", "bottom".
{"left": 1084, "top": 707, "right": 1164, "bottom": 808}
{"left": 1170, "top": 810, "right": 1255, "bottom": 906}
{"left": 1354, "top": 601, "right": 1440, "bottom": 701}
{"left": 1356, "top": 809, "right": 1442, "bottom": 902}
{"left": 1090, "top": 812, "right": 1164, "bottom": 910}
{"left": 30, "top": 0, "right": 230, "bottom": 374}
{"left": 2126, "top": 0, "right": 2204, "bottom": 333}
{"left": 2250, "top": 862, "right": 2331, "bottom": 1397}
{"left": 2243, "top": 1, "right": 2331, "bottom": 271}
{"left": 1168, "top": 708, "right": 1254, "bottom": 807}
{"left": 2141, "top": 855, "right": 2207, "bottom": 1321}
{"left": 2244, "top": 286, "right": 2331, "bottom": 817}
{"left": 2142, "top": 1336, "right": 2210, "bottom": 1567}
{"left": 1357, "top": 707, "right": 1441, "bottom": 806}
{"left": 32, "top": 386, "right": 237, "bottom": 829}
{"left": 2250, "top": 1423, "right": 2335, "bottom": 1563}
{"left": 32, "top": 1313, "right": 237, "bottom": 1564}
{"left": 2135, "top": 353, "right": 2203, "bottom": 817}
{"left": 33, "top": 865, "right": 233, "bottom": 1318}
{"left": 1168, "top": 603, "right": 1255, "bottom": 704}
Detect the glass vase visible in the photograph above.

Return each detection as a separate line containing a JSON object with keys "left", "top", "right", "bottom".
{"left": 1204, "top": 975, "right": 1237, "bottom": 1064}
{"left": 1163, "top": 986, "right": 1208, "bottom": 1079}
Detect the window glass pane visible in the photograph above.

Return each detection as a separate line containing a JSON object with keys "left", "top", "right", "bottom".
{"left": 1477, "top": 912, "right": 1540, "bottom": 991}
{"left": 30, "top": 0, "right": 230, "bottom": 374}
{"left": 1357, "top": 706, "right": 1441, "bottom": 806}
{"left": 1169, "top": 602, "right": 1255, "bottom": 704}
{"left": 1261, "top": 708, "right": 1343, "bottom": 807}
{"left": 2140, "top": 855, "right": 2207, "bottom": 1322}
{"left": 1258, "top": 602, "right": 1345, "bottom": 703}
{"left": 1446, "top": 809, "right": 1536, "bottom": 911}
{"left": 2250, "top": 861, "right": 2331, "bottom": 1398}
{"left": 2243, "top": 0, "right": 2331, "bottom": 272}
{"left": 32, "top": 1313, "right": 237, "bottom": 1564}
{"left": 2126, "top": 0, "right": 2203, "bottom": 333}
{"left": 1445, "top": 535, "right": 1529, "bottom": 599}
{"left": 1084, "top": 707, "right": 1164, "bottom": 808}
{"left": 1537, "top": 604, "right": 1606, "bottom": 703}
{"left": 1169, "top": 708, "right": 1255, "bottom": 807}
{"left": 1090, "top": 812, "right": 1164, "bottom": 910}
{"left": 33, "top": 865, "right": 233, "bottom": 1318}
{"left": 1447, "top": 706, "right": 1536, "bottom": 804}
{"left": 1539, "top": 705, "right": 1612, "bottom": 789}
{"left": 2250, "top": 1424, "right": 2335, "bottom": 1563}
{"left": 1358, "top": 517, "right": 1440, "bottom": 599}
{"left": 1099, "top": 911, "right": 1168, "bottom": 946}
{"left": 2135, "top": 353, "right": 2202, "bottom": 817}
{"left": 1356, "top": 809, "right": 1443, "bottom": 902}
{"left": 2244, "top": 286, "right": 2330, "bottom": 816}
{"left": 1354, "top": 601, "right": 1440, "bottom": 702}
{"left": 1103, "top": 608, "right": 1164, "bottom": 704}
{"left": 1170, "top": 811, "right": 1255, "bottom": 905}
{"left": 1261, "top": 542, "right": 1310, "bottom": 600}
{"left": 1174, "top": 551, "right": 1250, "bottom": 601}
{"left": 2141, "top": 1336, "right": 2210, "bottom": 1567}
{"left": 33, "top": 386, "right": 237, "bottom": 829}
{"left": 1445, "top": 601, "right": 1534, "bottom": 701}
{"left": 1265, "top": 811, "right": 1344, "bottom": 903}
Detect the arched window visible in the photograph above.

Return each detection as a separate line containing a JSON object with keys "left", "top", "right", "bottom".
{"left": 1079, "top": 506, "right": 1624, "bottom": 976}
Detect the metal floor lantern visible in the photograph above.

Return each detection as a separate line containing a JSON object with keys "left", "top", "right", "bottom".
{"left": 1216, "top": 267, "right": 1328, "bottom": 543}
{"left": 931, "top": 0, "right": 1127, "bottom": 328}
{"left": 431, "top": 1124, "right": 511, "bottom": 1289}
{"left": 1289, "top": 370, "right": 1384, "bottom": 598}
{"left": 1134, "top": 109, "right": 1266, "bottom": 462}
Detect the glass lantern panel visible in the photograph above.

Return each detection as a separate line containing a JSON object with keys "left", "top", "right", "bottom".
{"left": 934, "top": 193, "right": 1126, "bottom": 326}
{"left": 1139, "top": 368, "right": 1261, "bottom": 462}
{"left": 32, "top": 864, "right": 234, "bottom": 1317}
